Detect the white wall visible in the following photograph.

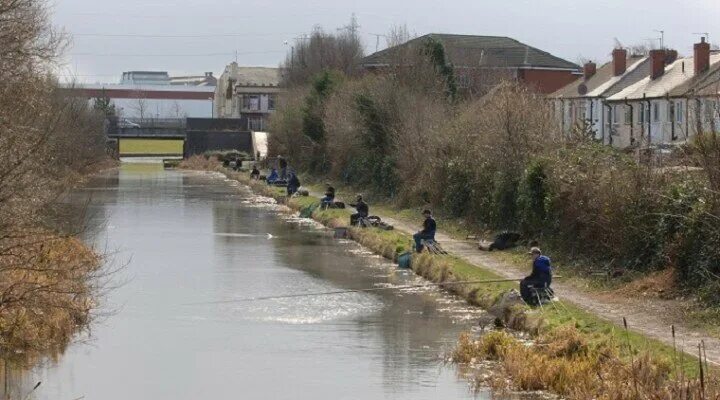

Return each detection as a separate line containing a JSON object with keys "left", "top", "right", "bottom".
{"left": 110, "top": 98, "right": 213, "bottom": 119}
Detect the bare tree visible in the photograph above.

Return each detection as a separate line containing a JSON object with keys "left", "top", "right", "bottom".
{"left": 281, "top": 16, "right": 365, "bottom": 86}
{"left": 0, "top": 0, "right": 110, "bottom": 368}
{"left": 386, "top": 24, "right": 413, "bottom": 48}
{"left": 129, "top": 90, "right": 149, "bottom": 120}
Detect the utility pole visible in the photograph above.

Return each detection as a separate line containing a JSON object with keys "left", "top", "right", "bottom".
{"left": 654, "top": 29, "right": 665, "bottom": 49}
{"left": 337, "top": 13, "right": 361, "bottom": 38}
{"left": 368, "top": 33, "right": 387, "bottom": 52}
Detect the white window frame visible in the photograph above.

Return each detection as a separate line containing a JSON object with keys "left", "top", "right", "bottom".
{"left": 624, "top": 106, "right": 632, "bottom": 125}
{"left": 653, "top": 102, "right": 660, "bottom": 122}
{"left": 675, "top": 101, "right": 683, "bottom": 123}
{"left": 612, "top": 105, "right": 620, "bottom": 124}
{"left": 242, "top": 94, "right": 262, "bottom": 111}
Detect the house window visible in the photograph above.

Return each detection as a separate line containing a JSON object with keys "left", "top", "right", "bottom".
{"left": 456, "top": 73, "right": 470, "bottom": 88}
{"left": 612, "top": 105, "right": 621, "bottom": 124}
{"left": 705, "top": 99, "right": 718, "bottom": 122}
{"left": 668, "top": 101, "right": 675, "bottom": 122}
{"left": 242, "top": 95, "right": 261, "bottom": 111}
{"left": 578, "top": 104, "right": 587, "bottom": 122}
{"left": 653, "top": 102, "right": 660, "bottom": 122}
{"left": 675, "top": 101, "right": 683, "bottom": 123}
{"left": 268, "top": 95, "right": 276, "bottom": 111}
{"left": 624, "top": 106, "right": 632, "bottom": 125}
{"left": 248, "top": 117, "right": 265, "bottom": 131}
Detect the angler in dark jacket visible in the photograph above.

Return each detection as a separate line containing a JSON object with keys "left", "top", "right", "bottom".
{"left": 320, "top": 184, "right": 336, "bottom": 208}
{"left": 413, "top": 209, "right": 436, "bottom": 253}
{"left": 520, "top": 247, "right": 553, "bottom": 304}
{"left": 287, "top": 172, "right": 300, "bottom": 196}
{"left": 349, "top": 195, "right": 369, "bottom": 225}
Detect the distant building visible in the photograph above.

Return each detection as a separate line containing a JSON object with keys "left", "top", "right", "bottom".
{"left": 64, "top": 83, "right": 215, "bottom": 119}
{"left": 215, "top": 63, "right": 283, "bottom": 131}
{"left": 550, "top": 48, "right": 653, "bottom": 145}
{"left": 605, "top": 38, "right": 720, "bottom": 148}
{"left": 170, "top": 72, "right": 218, "bottom": 87}
{"left": 361, "top": 33, "right": 581, "bottom": 94}
{"left": 120, "top": 71, "right": 171, "bottom": 86}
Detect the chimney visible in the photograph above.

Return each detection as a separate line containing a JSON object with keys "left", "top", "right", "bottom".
{"left": 650, "top": 49, "right": 666, "bottom": 80}
{"left": 612, "top": 48, "right": 628, "bottom": 76}
{"left": 583, "top": 62, "right": 597, "bottom": 80}
{"left": 694, "top": 37, "right": 710, "bottom": 75}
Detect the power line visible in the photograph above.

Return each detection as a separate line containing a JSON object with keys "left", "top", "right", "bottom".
{"left": 73, "top": 32, "right": 301, "bottom": 39}
{"left": 69, "top": 50, "right": 285, "bottom": 57}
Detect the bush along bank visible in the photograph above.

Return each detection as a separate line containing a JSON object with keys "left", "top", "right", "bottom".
{"left": 270, "top": 67, "right": 720, "bottom": 314}
{"left": 183, "top": 158, "right": 716, "bottom": 398}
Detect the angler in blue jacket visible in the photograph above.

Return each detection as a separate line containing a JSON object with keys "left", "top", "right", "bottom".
{"left": 520, "top": 247, "right": 553, "bottom": 304}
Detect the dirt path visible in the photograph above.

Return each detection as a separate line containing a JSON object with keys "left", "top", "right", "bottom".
{"left": 304, "top": 188, "right": 720, "bottom": 365}
{"left": 307, "top": 190, "right": 717, "bottom": 367}
{"left": 380, "top": 214, "right": 720, "bottom": 365}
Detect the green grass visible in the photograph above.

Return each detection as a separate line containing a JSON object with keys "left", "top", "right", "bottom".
{"left": 229, "top": 169, "right": 705, "bottom": 376}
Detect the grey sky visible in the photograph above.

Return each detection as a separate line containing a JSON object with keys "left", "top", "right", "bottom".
{"left": 53, "top": 0, "right": 720, "bottom": 83}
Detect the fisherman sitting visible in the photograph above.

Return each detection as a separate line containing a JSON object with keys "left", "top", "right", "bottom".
{"left": 287, "top": 171, "right": 300, "bottom": 196}
{"left": 413, "top": 209, "right": 436, "bottom": 253}
{"left": 320, "top": 184, "right": 336, "bottom": 208}
{"left": 266, "top": 168, "right": 279, "bottom": 184}
{"left": 349, "top": 195, "right": 369, "bottom": 226}
{"left": 278, "top": 156, "right": 288, "bottom": 181}
{"left": 520, "top": 247, "right": 554, "bottom": 305}
{"left": 250, "top": 165, "right": 260, "bottom": 180}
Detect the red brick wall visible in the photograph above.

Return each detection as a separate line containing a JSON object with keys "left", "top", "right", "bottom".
{"left": 517, "top": 69, "right": 580, "bottom": 94}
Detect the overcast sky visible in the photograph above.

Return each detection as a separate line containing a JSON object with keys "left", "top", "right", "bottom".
{"left": 52, "top": 0, "right": 720, "bottom": 83}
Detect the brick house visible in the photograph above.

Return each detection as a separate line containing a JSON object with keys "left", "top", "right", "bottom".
{"left": 605, "top": 38, "right": 720, "bottom": 148}
{"left": 360, "top": 33, "right": 581, "bottom": 94}
{"left": 550, "top": 48, "right": 653, "bottom": 145}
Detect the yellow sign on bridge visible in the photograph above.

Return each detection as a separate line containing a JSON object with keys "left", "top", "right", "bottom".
{"left": 118, "top": 139, "right": 184, "bottom": 157}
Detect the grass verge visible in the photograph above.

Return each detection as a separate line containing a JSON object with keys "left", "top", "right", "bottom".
{"left": 184, "top": 159, "right": 715, "bottom": 397}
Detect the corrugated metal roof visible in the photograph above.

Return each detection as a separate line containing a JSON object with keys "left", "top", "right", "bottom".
{"left": 607, "top": 53, "right": 720, "bottom": 101}
{"left": 362, "top": 33, "right": 579, "bottom": 70}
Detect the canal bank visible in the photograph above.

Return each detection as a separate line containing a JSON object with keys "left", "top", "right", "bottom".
{"left": 193, "top": 160, "right": 719, "bottom": 398}
{"left": 21, "top": 164, "right": 500, "bottom": 400}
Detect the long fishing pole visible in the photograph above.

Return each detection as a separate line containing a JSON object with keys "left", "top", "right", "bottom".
{"left": 183, "top": 277, "right": 562, "bottom": 306}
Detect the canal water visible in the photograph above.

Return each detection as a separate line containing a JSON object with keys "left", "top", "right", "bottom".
{"left": 26, "top": 164, "right": 489, "bottom": 399}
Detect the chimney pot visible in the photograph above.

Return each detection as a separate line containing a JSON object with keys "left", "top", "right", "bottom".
{"left": 612, "top": 48, "right": 628, "bottom": 76}
{"left": 583, "top": 62, "right": 597, "bottom": 80}
{"left": 694, "top": 38, "right": 711, "bottom": 75}
{"left": 650, "top": 49, "right": 666, "bottom": 80}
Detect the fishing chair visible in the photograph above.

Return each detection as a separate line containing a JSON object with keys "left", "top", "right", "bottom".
{"left": 353, "top": 216, "right": 371, "bottom": 228}
{"left": 526, "top": 282, "right": 555, "bottom": 309}
{"left": 421, "top": 239, "right": 448, "bottom": 255}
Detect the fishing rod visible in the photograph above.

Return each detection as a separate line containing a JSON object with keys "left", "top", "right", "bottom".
{"left": 183, "top": 277, "right": 561, "bottom": 306}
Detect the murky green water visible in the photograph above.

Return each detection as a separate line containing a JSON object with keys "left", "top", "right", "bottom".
{"left": 22, "top": 164, "right": 488, "bottom": 399}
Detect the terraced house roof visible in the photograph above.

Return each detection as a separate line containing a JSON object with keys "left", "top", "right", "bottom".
{"left": 361, "top": 33, "right": 579, "bottom": 70}
{"left": 608, "top": 53, "right": 720, "bottom": 101}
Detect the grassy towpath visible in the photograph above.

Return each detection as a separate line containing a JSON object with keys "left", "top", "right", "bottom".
{"left": 302, "top": 184, "right": 720, "bottom": 367}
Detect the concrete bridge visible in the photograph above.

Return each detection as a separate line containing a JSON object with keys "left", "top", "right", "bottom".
{"left": 106, "top": 118, "right": 255, "bottom": 159}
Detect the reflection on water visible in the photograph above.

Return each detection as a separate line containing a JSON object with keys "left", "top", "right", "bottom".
{"left": 16, "top": 164, "right": 489, "bottom": 400}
